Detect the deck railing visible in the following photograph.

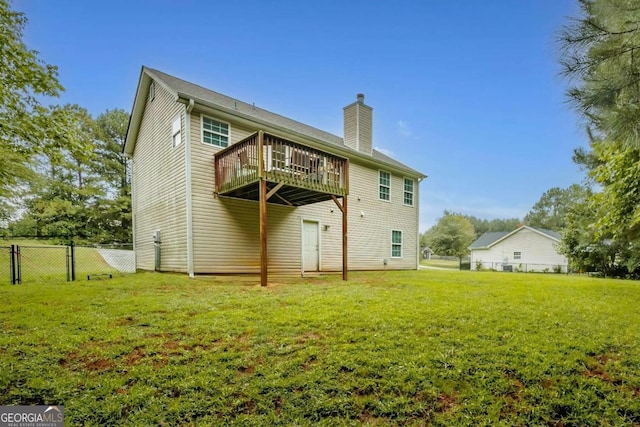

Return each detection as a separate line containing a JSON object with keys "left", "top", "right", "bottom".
{"left": 214, "top": 132, "right": 348, "bottom": 197}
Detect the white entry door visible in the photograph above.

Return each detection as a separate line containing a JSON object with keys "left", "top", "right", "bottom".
{"left": 302, "top": 220, "right": 319, "bottom": 272}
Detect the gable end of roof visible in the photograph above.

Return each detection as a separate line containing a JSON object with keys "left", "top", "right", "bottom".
{"left": 469, "top": 226, "right": 562, "bottom": 250}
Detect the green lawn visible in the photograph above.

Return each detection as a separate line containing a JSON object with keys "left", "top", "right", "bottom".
{"left": 1, "top": 270, "right": 639, "bottom": 426}
{"left": 420, "top": 259, "right": 460, "bottom": 269}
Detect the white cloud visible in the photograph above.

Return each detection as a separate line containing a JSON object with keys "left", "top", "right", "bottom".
{"left": 397, "top": 120, "right": 412, "bottom": 137}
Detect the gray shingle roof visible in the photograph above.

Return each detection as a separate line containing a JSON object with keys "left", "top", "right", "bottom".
{"left": 144, "top": 67, "right": 424, "bottom": 177}
{"left": 469, "top": 231, "right": 511, "bottom": 249}
{"left": 531, "top": 227, "right": 561, "bottom": 240}
{"left": 147, "top": 68, "right": 344, "bottom": 147}
{"left": 469, "top": 226, "right": 562, "bottom": 249}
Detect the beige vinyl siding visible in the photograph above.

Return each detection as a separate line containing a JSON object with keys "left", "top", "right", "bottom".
{"left": 358, "top": 106, "right": 373, "bottom": 154}
{"left": 297, "top": 200, "right": 343, "bottom": 271}
{"left": 343, "top": 102, "right": 372, "bottom": 154}
{"left": 340, "top": 161, "right": 417, "bottom": 270}
{"left": 190, "top": 111, "right": 301, "bottom": 273}
{"left": 187, "top": 109, "right": 419, "bottom": 274}
{"left": 131, "top": 82, "right": 187, "bottom": 272}
{"left": 343, "top": 104, "right": 357, "bottom": 151}
{"left": 296, "top": 162, "right": 418, "bottom": 271}
{"left": 190, "top": 110, "right": 332, "bottom": 274}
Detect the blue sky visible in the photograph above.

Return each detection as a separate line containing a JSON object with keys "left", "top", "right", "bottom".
{"left": 17, "top": 0, "right": 585, "bottom": 231}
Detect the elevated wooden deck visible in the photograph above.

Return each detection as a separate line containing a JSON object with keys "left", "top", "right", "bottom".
{"left": 214, "top": 131, "right": 349, "bottom": 286}
{"left": 214, "top": 132, "right": 349, "bottom": 205}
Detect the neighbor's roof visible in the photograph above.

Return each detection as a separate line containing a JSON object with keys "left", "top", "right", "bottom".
{"left": 469, "top": 226, "right": 561, "bottom": 250}
{"left": 469, "top": 231, "right": 511, "bottom": 249}
{"left": 124, "top": 66, "right": 425, "bottom": 178}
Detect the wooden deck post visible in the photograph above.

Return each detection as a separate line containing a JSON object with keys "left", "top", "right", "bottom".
{"left": 342, "top": 160, "right": 349, "bottom": 281}
{"left": 342, "top": 195, "right": 348, "bottom": 281}
{"left": 258, "top": 131, "right": 268, "bottom": 287}
{"left": 332, "top": 194, "right": 348, "bottom": 281}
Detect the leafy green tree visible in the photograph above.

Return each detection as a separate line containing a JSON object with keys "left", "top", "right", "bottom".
{"left": 10, "top": 106, "right": 132, "bottom": 243}
{"left": 464, "top": 215, "right": 520, "bottom": 239}
{"left": 561, "top": 188, "right": 638, "bottom": 276}
{"left": 93, "top": 109, "right": 131, "bottom": 243}
{"left": 0, "top": 0, "right": 64, "bottom": 217}
{"left": 524, "top": 184, "right": 589, "bottom": 231}
{"left": 16, "top": 105, "right": 102, "bottom": 241}
{"left": 559, "top": 0, "right": 640, "bottom": 271}
{"left": 423, "top": 211, "right": 476, "bottom": 259}
{"left": 560, "top": 0, "right": 640, "bottom": 149}
{"left": 94, "top": 109, "right": 130, "bottom": 195}
{"left": 587, "top": 140, "right": 640, "bottom": 270}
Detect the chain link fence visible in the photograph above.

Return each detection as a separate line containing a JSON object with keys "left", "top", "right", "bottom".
{"left": 2, "top": 240, "right": 134, "bottom": 284}
{"left": 1, "top": 245, "right": 11, "bottom": 283}
{"left": 19, "top": 244, "right": 70, "bottom": 282}
{"left": 472, "top": 261, "right": 568, "bottom": 273}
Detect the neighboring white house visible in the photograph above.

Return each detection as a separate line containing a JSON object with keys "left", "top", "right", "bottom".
{"left": 469, "top": 226, "right": 568, "bottom": 272}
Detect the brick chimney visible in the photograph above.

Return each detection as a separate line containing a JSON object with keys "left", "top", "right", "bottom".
{"left": 343, "top": 93, "right": 372, "bottom": 155}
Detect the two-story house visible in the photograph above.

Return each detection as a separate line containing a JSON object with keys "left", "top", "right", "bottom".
{"left": 123, "top": 67, "right": 426, "bottom": 284}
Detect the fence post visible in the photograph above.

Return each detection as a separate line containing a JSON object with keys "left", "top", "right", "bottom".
{"left": 66, "top": 245, "right": 70, "bottom": 282}
{"left": 17, "top": 245, "right": 21, "bottom": 284}
{"left": 10, "top": 245, "right": 21, "bottom": 285}
{"left": 10, "top": 245, "right": 16, "bottom": 285}
{"left": 70, "top": 240, "right": 76, "bottom": 281}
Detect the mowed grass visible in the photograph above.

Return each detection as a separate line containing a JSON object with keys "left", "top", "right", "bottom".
{"left": 1, "top": 271, "right": 639, "bottom": 426}
{"left": 420, "top": 259, "right": 460, "bottom": 270}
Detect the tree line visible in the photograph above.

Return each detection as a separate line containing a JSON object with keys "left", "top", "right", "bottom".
{"left": 420, "top": 184, "right": 587, "bottom": 261}
{"left": 0, "top": 0, "right": 130, "bottom": 243}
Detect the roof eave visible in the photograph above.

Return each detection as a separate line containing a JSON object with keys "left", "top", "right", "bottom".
{"left": 177, "top": 93, "right": 426, "bottom": 179}
{"left": 472, "top": 226, "right": 561, "bottom": 250}
{"left": 123, "top": 68, "right": 151, "bottom": 156}
{"left": 123, "top": 67, "right": 181, "bottom": 156}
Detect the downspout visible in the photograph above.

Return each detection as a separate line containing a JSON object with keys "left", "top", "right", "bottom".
{"left": 416, "top": 176, "right": 425, "bottom": 270}
{"left": 185, "top": 99, "right": 195, "bottom": 278}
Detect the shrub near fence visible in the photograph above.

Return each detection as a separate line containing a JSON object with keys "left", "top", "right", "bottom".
{"left": 474, "top": 261, "right": 568, "bottom": 274}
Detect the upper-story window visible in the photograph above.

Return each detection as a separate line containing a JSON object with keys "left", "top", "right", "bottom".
{"left": 202, "top": 115, "right": 230, "bottom": 147}
{"left": 172, "top": 116, "right": 181, "bottom": 147}
{"left": 379, "top": 170, "right": 390, "bottom": 201}
{"left": 403, "top": 178, "right": 414, "bottom": 206}
{"left": 514, "top": 251, "right": 522, "bottom": 260}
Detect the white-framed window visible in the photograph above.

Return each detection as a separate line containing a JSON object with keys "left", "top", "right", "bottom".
{"left": 379, "top": 170, "right": 390, "bottom": 201}
{"left": 391, "top": 230, "right": 403, "bottom": 258}
{"left": 202, "top": 115, "right": 230, "bottom": 147}
{"left": 403, "top": 178, "right": 414, "bottom": 206}
{"left": 514, "top": 251, "right": 522, "bottom": 260}
{"left": 171, "top": 115, "right": 181, "bottom": 147}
